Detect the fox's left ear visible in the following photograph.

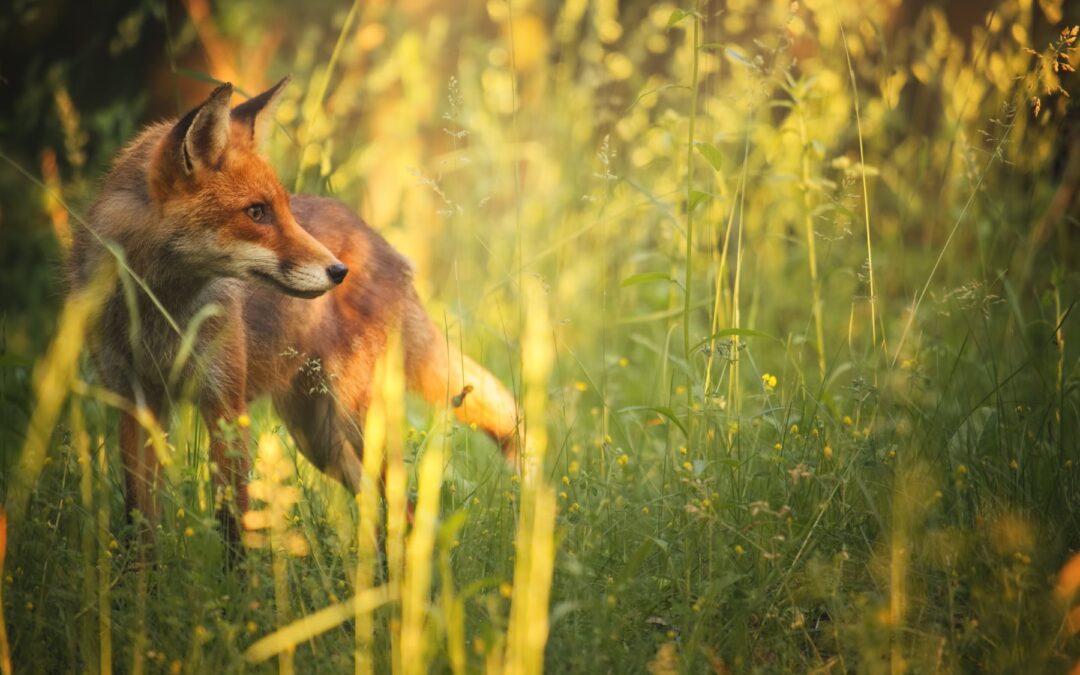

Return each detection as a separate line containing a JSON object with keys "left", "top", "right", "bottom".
{"left": 231, "top": 75, "right": 291, "bottom": 146}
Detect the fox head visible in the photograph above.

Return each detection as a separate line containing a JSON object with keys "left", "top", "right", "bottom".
{"left": 148, "top": 77, "right": 346, "bottom": 298}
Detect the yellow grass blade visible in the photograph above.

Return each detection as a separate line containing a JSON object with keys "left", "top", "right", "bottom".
{"left": 5, "top": 260, "right": 116, "bottom": 525}
{"left": 400, "top": 445, "right": 444, "bottom": 675}
{"left": 245, "top": 585, "right": 398, "bottom": 664}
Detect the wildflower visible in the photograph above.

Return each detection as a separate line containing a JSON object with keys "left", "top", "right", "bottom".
{"left": 823, "top": 445, "right": 833, "bottom": 460}
{"left": 790, "top": 611, "right": 806, "bottom": 630}
{"left": 675, "top": 385, "right": 687, "bottom": 395}
{"left": 761, "top": 373, "right": 778, "bottom": 391}
{"left": 790, "top": 424, "right": 799, "bottom": 434}
{"left": 176, "top": 507, "right": 185, "bottom": 519}
{"left": 641, "top": 506, "right": 650, "bottom": 515}
{"left": 169, "top": 660, "right": 182, "bottom": 675}
{"left": 679, "top": 446, "right": 687, "bottom": 455}
{"left": 1009, "top": 459, "right": 1019, "bottom": 471}
{"left": 773, "top": 443, "right": 782, "bottom": 450}
{"left": 606, "top": 594, "right": 617, "bottom": 606}
{"left": 842, "top": 415, "right": 853, "bottom": 426}
{"left": 617, "top": 454, "right": 629, "bottom": 466}
{"left": 957, "top": 464, "right": 968, "bottom": 475}
{"left": 574, "top": 381, "right": 588, "bottom": 392}
{"left": 734, "top": 544, "right": 745, "bottom": 556}
{"left": 569, "top": 460, "right": 580, "bottom": 474}
{"left": 701, "top": 499, "right": 711, "bottom": 508}
{"left": 184, "top": 527, "right": 195, "bottom": 538}
{"left": 237, "top": 414, "right": 251, "bottom": 428}
{"left": 682, "top": 461, "right": 693, "bottom": 471}
{"left": 569, "top": 502, "right": 581, "bottom": 513}
{"left": 499, "top": 582, "right": 513, "bottom": 598}
{"left": 559, "top": 491, "right": 568, "bottom": 500}
{"left": 618, "top": 357, "right": 629, "bottom": 368}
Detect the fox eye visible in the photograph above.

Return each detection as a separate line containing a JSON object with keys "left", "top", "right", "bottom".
{"left": 246, "top": 203, "right": 270, "bottom": 224}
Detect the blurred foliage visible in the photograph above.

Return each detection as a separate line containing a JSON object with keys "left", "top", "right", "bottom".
{"left": 2, "top": 0, "right": 1080, "bottom": 672}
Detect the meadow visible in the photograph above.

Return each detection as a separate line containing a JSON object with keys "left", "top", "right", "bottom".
{"left": 1, "top": 0, "right": 1080, "bottom": 672}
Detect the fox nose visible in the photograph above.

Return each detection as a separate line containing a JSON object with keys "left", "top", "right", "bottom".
{"left": 326, "top": 263, "right": 348, "bottom": 285}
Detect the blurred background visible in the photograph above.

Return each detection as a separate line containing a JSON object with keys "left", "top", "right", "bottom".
{"left": 2, "top": 0, "right": 1080, "bottom": 672}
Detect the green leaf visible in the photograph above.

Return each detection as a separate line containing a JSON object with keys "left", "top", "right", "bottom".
{"left": 666, "top": 9, "right": 690, "bottom": 29}
{"left": 618, "top": 405, "right": 688, "bottom": 438}
{"left": 695, "top": 142, "right": 724, "bottom": 172}
{"left": 693, "top": 328, "right": 776, "bottom": 353}
{"left": 689, "top": 190, "right": 711, "bottom": 210}
{"left": 620, "top": 272, "right": 671, "bottom": 288}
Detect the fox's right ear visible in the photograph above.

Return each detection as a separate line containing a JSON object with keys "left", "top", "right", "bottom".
{"left": 231, "top": 75, "right": 291, "bottom": 146}
{"left": 166, "top": 83, "right": 234, "bottom": 176}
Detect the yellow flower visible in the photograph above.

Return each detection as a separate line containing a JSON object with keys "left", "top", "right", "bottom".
{"left": 761, "top": 373, "right": 778, "bottom": 391}
{"left": 561, "top": 475, "right": 570, "bottom": 485}
{"left": 701, "top": 499, "right": 711, "bottom": 508}
{"left": 569, "top": 460, "right": 580, "bottom": 474}
{"left": 773, "top": 443, "right": 782, "bottom": 450}
{"left": 682, "top": 461, "right": 693, "bottom": 471}
{"left": 842, "top": 415, "right": 853, "bottom": 426}
{"left": 237, "top": 414, "right": 251, "bottom": 428}
{"left": 499, "top": 582, "right": 513, "bottom": 598}
{"left": 1009, "top": 459, "right": 1019, "bottom": 471}
{"left": 617, "top": 454, "right": 629, "bottom": 466}
{"left": 574, "top": 381, "right": 588, "bottom": 392}
{"left": 790, "top": 424, "right": 799, "bottom": 434}
{"left": 569, "top": 502, "right": 581, "bottom": 513}
{"left": 618, "top": 357, "right": 629, "bottom": 368}
{"left": 823, "top": 445, "right": 833, "bottom": 460}
{"left": 641, "top": 506, "right": 650, "bottom": 515}
{"left": 184, "top": 527, "right": 195, "bottom": 538}
{"left": 559, "top": 491, "right": 568, "bottom": 500}
{"left": 957, "top": 464, "right": 967, "bottom": 475}
{"left": 734, "top": 545, "right": 745, "bottom": 556}
{"left": 169, "top": 660, "right": 182, "bottom": 675}
{"left": 246, "top": 621, "right": 257, "bottom": 634}
{"left": 679, "top": 446, "right": 688, "bottom": 455}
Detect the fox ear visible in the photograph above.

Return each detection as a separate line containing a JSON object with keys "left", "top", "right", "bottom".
{"left": 174, "top": 83, "right": 233, "bottom": 174}
{"left": 231, "top": 75, "right": 291, "bottom": 146}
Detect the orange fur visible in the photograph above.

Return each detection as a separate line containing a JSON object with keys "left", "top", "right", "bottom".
{"left": 70, "top": 79, "right": 520, "bottom": 543}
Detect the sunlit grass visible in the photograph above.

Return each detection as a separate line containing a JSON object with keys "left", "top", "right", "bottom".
{"left": 2, "top": 1, "right": 1079, "bottom": 673}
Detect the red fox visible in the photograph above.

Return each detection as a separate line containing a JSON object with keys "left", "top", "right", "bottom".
{"left": 69, "top": 77, "right": 520, "bottom": 540}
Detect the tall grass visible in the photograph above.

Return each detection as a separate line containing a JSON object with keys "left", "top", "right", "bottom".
{"left": 2, "top": 1, "right": 1079, "bottom": 673}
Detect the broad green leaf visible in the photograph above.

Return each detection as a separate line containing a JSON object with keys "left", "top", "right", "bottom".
{"left": 693, "top": 328, "right": 776, "bottom": 353}
{"left": 666, "top": 9, "right": 690, "bottom": 29}
{"left": 689, "top": 190, "right": 712, "bottom": 210}
{"left": 620, "top": 272, "right": 671, "bottom": 288}
{"left": 618, "top": 405, "right": 688, "bottom": 438}
{"left": 695, "top": 142, "right": 724, "bottom": 172}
